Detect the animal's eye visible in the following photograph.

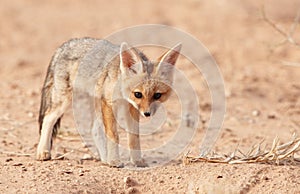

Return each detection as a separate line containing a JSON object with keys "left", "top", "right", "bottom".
{"left": 134, "top": 92, "right": 143, "bottom": 99}
{"left": 153, "top": 93, "right": 162, "bottom": 100}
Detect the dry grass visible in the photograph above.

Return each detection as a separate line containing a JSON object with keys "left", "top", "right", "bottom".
{"left": 184, "top": 134, "right": 300, "bottom": 165}
{"left": 261, "top": 4, "right": 300, "bottom": 47}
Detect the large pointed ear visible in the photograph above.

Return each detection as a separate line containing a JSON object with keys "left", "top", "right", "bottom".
{"left": 156, "top": 43, "right": 182, "bottom": 82}
{"left": 120, "top": 42, "right": 143, "bottom": 76}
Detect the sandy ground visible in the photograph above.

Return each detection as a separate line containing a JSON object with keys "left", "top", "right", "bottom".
{"left": 1, "top": 0, "right": 300, "bottom": 193}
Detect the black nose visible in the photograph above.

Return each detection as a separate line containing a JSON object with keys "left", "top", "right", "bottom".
{"left": 144, "top": 112, "right": 151, "bottom": 117}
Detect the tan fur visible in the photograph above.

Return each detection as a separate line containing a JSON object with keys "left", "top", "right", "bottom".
{"left": 37, "top": 37, "right": 181, "bottom": 167}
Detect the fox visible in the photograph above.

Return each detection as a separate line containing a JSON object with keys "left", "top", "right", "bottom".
{"left": 36, "top": 37, "right": 181, "bottom": 167}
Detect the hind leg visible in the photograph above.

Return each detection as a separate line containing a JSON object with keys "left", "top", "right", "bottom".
{"left": 37, "top": 110, "right": 60, "bottom": 160}
{"left": 37, "top": 99, "right": 69, "bottom": 161}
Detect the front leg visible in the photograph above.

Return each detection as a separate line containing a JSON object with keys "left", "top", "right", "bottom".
{"left": 126, "top": 105, "right": 148, "bottom": 167}
{"left": 101, "top": 100, "right": 123, "bottom": 167}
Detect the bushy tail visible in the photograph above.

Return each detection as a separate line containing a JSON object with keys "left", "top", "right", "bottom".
{"left": 38, "top": 61, "right": 61, "bottom": 146}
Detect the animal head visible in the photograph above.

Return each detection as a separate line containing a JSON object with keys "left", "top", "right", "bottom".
{"left": 119, "top": 43, "right": 181, "bottom": 117}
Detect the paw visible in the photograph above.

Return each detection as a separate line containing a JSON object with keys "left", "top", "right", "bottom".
{"left": 131, "top": 159, "right": 148, "bottom": 167}
{"left": 36, "top": 150, "right": 51, "bottom": 161}
{"left": 108, "top": 159, "right": 124, "bottom": 168}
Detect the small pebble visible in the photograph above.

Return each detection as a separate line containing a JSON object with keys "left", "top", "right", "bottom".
{"left": 267, "top": 113, "right": 276, "bottom": 119}
{"left": 252, "top": 110, "right": 260, "bottom": 116}
{"left": 124, "top": 177, "right": 131, "bottom": 185}
{"left": 62, "top": 170, "right": 73, "bottom": 174}
{"left": 124, "top": 176, "right": 136, "bottom": 188}
{"left": 127, "top": 187, "right": 137, "bottom": 194}
{"left": 12, "top": 163, "right": 23, "bottom": 166}
{"left": 5, "top": 158, "right": 13, "bottom": 162}
{"left": 27, "top": 112, "right": 34, "bottom": 118}
{"left": 82, "top": 154, "right": 93, "bottom": 160}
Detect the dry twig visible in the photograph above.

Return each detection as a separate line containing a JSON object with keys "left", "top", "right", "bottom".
{"left": 53, "top": 150, "right": 74, "bottom": 160}
{"left": 184, "top": 134, "right": 300, "bottom": 165}
{"left": 261, "top": 4, "right": 300, "bottom": 47}
{"left": 0, "top": 150, "right": 32, "bottom": 157}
